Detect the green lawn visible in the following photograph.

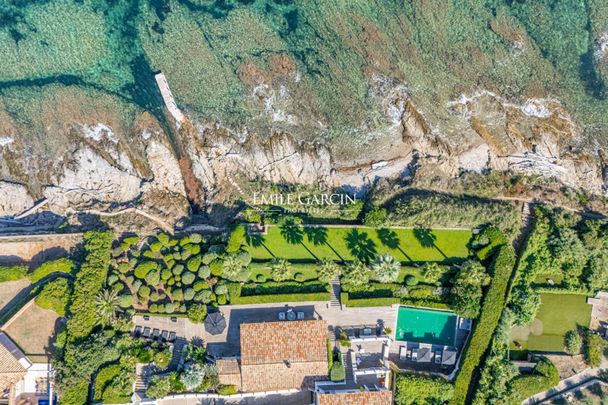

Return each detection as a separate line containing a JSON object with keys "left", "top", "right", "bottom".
{"left": 510, "top": 293, "right": 592, "bottom": 352}
{"left": 247, "top": 226, "right": 471, "bottom": 263}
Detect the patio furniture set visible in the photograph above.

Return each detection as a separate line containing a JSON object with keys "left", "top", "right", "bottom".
{"left": 398, "top": 344, "right": 455, "bottom": 365}
{"left": 278, "top": 308, "right": 305, "bottom": 321}
{"left": 133, "top": 325, "right": 177, "bottom": 342}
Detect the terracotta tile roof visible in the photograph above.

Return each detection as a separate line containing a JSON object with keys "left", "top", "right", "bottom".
{"left": 240, "top": 320, "right": 329, "bottom": 392}
{"left": 317, "top": 391, "right": 393, "bottom": 405}
{"left": 216, "top": 358, "right": 241, "bottom": 390}
{"left": 0, "top": 333, "right": 27, "bottom": 394}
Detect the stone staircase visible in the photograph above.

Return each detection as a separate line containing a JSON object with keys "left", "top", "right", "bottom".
{"left": 329, "top": 276, "right": 341, "bottom": 308}
{"left": 168, "top": 337, "right": 187, "bottom": 371}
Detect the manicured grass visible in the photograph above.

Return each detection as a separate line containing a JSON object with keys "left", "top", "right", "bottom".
{"left": 247, "top": 226, "right": 471, "bottom": 263}
{"left": 248, "top": 262, "right": 319, "bottom": 282}
{"left": 510, "top": 294, "right": 592, "bottom": 352}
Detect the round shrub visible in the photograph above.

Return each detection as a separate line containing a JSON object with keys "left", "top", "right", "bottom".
{"left": 167, "top": 278, "right": 175, "bottom": 286}
{"left": 210, "top": 260, "right": 224, "bottom": 276}
{"left": 176, "top": 282, "right": 182, "bottom": 288}
{"left": 182, "top": 272, "right": 195, "bottom": 285}
{"left": 165, "top": 259, "right": 176, "bottom": 270}
{"left": 149, "top": 303, "right": 158, "bottom": 313}
{"left": 190, "top": 245, "right": 201, "bottom": 255}
{"left": 215, "top": 284, "right": 228, "bottom": 295}
{"left": 119, "top": 295, "right": 133, "bottom": 308}
{"left": 150, "top": 241, "right": 163, "bottom": 252}
{"left": 107, "top": 274, "right": 119, "bottom": 285}
{"left": 145, "top": 270, "right": 161, "bottom": 286}
{"left": 179, "top": 304, "right": 187, "bottom": 312}
{"left": 226, "top": 224, "right": 246, "bottom": 253}
{"left": 193, "top": 280, "right": 210, "bottom": 291}
{"left": 117, "top": 262, "right": 130, "bottom": 273}
{"left": 294, "top": 272, "right": 305, "bottom": 282}
{"left": 175, "top": 275, "right": 181, "bottom": 282}
{"left": 189, "top": 233, "right": 203, "bottom": 244}
{"left": 184, "top": 288, "right": 195, "bottom": 301}
{"left": 139, "top": 285, "right": 151, "bottom": 299}
{"left": 187, "top": 304, "right": 207, "bottom": 323}
{"left": 187, "top": 256, "right": 202, "bottom": 272}
{"left": 202, "top": 252, "right": 218, "bottom": 265}
{"left": 172, "top": 264, "right": 184, "bottom": 275}
{"left": 111, "top": 282, "right": 124, "bottom": 293}
{"left": 173, "top": 252, "right": 181, "bottom": 261}
{"left": 164, "top": 302, "right": 175, "bottom": 313}
{"left": 405, "top": 275, "right": 419, "bottom": 286}
{"left": 126, "top": 275, "right": 135, "bottom": 285}
{"left": 217, "top": 295, "right": 227, "bottom": 305}
{"left": 161, "top": 268, "right": 172, "bottom": 281}
{"left": 181, "top": 250, "right": 192, "bottom": 261}
{"left": 134, "top": 261, "right": 158, "bottom": 279}
{"left": 132, "top": 279, "right": 142, "bottom": 292}
{"left": 194, "top": 290, "right": 213, "bottom": 304}
{"left": 256, "top": 274, "right": 266, "bottom": 282}
{"left": 198, "top": 265, "right": 211, "bottom": 279}
{"left": 150, "top": 291, "right": 160, "bottom": 301}
{"left": 153, "top": 349, "right": 171, "bottom": 369}
{"left": 157, "top": 233, "right": 170, "bottom": 246}
{"left": 172, "top": 288, "right": 184, "bottom": 301}
{"left": 236, "top": 251, "right": 252, "bottom": 266}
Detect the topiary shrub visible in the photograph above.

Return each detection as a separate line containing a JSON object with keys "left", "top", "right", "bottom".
{"left": 256, "top": 274, "right": 267, "bottom": 282}
{"left": 194, "top": 290, "right": 213, "bottom": 304}
{"left": 107, "top": 274, "right": 119, "bottom": 285}
{"left": 139, "top": 285, "right": 151, "bottom": 299}
{"left": 172, "top": 288, "right": 184, "bottom": 301}
{"left": 294, "top": 272, "right": 305, "bottom": 282}
{"left": 182, "top": 272, "right": 195, "bottom": 285}
{"left": 193, "top": 280, "right": 210, "bottom": 291}
{"left": 217, "top": 295, "right": 227, "bottom": 305}
{"left": 187, "top": 304, "right": 208, "bottom": 323}
{"left": 404, "top": 275, "right": 419, "bottom": 286}
{"left": 161, "top": 268, "right": 172, "bottom": 281}
{"left": 149, "top": 303, "right": 158, "bottom": 313}
{"left": 215, "top": 284, "right": 228, "bottom": 295}
{"left": 184, "top": 288, "right": 195, "bottom": 301}
{"left": 145, "top": 269, "right": 161, "bottom": 286}
{"left": 226, "top": 224, "right": 246, "bottom": 252}
{"left": 202, "top": 252, "right": 218, "bottom": 265}
{"left": 189, "top": 233, "right": 203, "bottom": 244}
{"left": 172, "top": 264, "right": 184, "bottom": 275}
{"left": 134, "top": 261, "right": 158, "bottom": 279}
{"left": 165, "top": 302, "right": 175, "bottom": 313}
{"left": 187, "top": 256, "right": 202, "bottom": 272}
{"left": 210, "top": 260, "right": 224, "bottom": 276}
{"left": 117, "top": 262, "right": 130, "bottom": 274}
{"left": 198, "top": 265, "right": 211, "bottom": 279}
{"left": 119, "top": 294, "right": 133, "bottom": 308}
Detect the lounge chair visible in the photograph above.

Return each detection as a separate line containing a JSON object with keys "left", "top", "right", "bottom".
{"left": 134, "top": 325, "right": 142, "bottom": 337}
{"left": 152, "top": 328, "right": 160, "bottom": 339}
{"left": 168, "top": 331, "right": 176, "bottom": 342}
{"left": 363, "top": 327, "right": 373, "bottom": 336}
{"left": 142, "top": 327, "right": 151, "bottom": 338}
{"left": 399, "top": 346, "right": 407, "bottom": 360}
{"left": 161, "top": 330, "right": 169, "bottom": 341}
{"left": 296, "top": 311, "right": 305, "bottom": 320}
{"left": 412, "top": 348, "right": 418, "bottom": 361}
{"left": 435, "top": 351, "right": 442, "bottom": 364}
{"left": 278, "top": 312, "right": 286, "bottom": 321}
{"left": 143, "top": 315, "right": 150, "bottom": 321}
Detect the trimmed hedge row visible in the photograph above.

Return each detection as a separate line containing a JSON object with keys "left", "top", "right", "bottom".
{"left": 340, "top": 293, "right": 400, "bottom": 307}
{"left": 452, "top": 243, "right": 516, "bottom": 405}
{"left": 229, "top": 292, "right": 331, "bottom": 305}
{"left": 239, "top": 281, "right": 328, "bottom": 296}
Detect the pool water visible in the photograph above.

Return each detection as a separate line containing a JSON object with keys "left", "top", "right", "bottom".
{"left": 395, "top": 306, "right": 457, "bottom": 346}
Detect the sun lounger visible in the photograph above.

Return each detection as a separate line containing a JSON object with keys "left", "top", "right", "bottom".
{"left": 399, "top": 346, "right": 407, "bottom": 360}
{"left": 168, "top": 331, "right": 176, "bottom": 342}
{"left": 143, "top": 315, "right": 150, "bottom": 321}
{"left": 363, "top": 327, "right": 373, "bottom": 336}
{"left": 152, "top": 328, "right": 160, "bottom": 339}
{"left": 161, "top": 330, "right": 169, "bottom": 341}
{"left": 412, "top": 348, "right": 418, "bottom": 361}
{"left": 142, "top": 327, "right": 151, "bottom": 338}
{"left": 134, "top": 325, "right": 142, "bottom": 337}
{"left": 435, "top": 351, "right": 442, "bottom": 364}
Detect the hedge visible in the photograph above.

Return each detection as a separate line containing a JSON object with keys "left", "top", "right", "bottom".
{"left": 341, "top": 293, "right": 400, "bottom": 307}
{"left": 452, "top": 243, "right": 516, "bottom": 404}
{"left": 239, "top": 281, "right": 328, "bottom": 296}
{"left": 229, "top": 292, "right": 331, "bottom": 305}
{"left": 0, "top": 265, "right": 27, "bottom": 282}
{"left": 509, "top": 358, "right": 559, "bottom": 402}
{"left": 66, "top": 230, "right": 114, "bottom": 339}
{"left": 28, "top": 258, "right": 74, "bottom": 283}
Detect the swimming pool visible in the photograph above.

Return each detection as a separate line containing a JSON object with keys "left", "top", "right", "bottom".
{"left": 395, "top": 306, "right": 457, "bottom": 346}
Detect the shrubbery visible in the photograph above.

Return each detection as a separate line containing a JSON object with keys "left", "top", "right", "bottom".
{"left": 395, "top": 373, "right": 454, "bottom": 405}
{"left": 29, "top": 258, "right": 74, "bottom": 282}
{"left": 35, "top": 278, "right": 71, "bottom": 316}
{"left": 0, "top": 265, "right": 27, "bottom": 282}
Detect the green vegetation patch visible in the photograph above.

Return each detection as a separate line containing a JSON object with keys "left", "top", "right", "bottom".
{"left": 246, "top": 226, "right": 471, "bottom": 263}
{"left": 510, "top": 293, "right": 592, "bottom": 352}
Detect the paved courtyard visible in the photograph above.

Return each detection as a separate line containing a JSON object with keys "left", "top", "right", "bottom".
{"left": 204, "top": 302, "right": 397, "bottom": 357}
{"left": 132, "top": 315, "right": 204, "bottom": 341}
{"left": 157, "top": 390, "right": 312, "bottom": 405}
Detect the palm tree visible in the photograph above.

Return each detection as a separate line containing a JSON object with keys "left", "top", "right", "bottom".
{"left": 371, "top": 254, "right": 401, "bottom": 283}
{"left": 269, "top": 258, "right": 293, "bottom": 281}
{"left": 222, "top": 254, "right": 248, "bottom": 281}
{"left": 279, "top": 216, "right": 304, "bottom": 245}
{"left": 421, "top": 262, "right": 442, "bottom": 283}
{"left": 95, "top": 289, "right": 120, "bottom": 326}
{"left": 342, "top": 260, "right": 370, "bottom": 287}
{"left": 317, "top": 259, "right": 341, "bottom": 283}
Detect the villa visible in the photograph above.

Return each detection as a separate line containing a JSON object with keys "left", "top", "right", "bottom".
{"left": 217, "top": 320, "right": 329, "bottom": 392}
{"left": 0, "top": 332, "right": 53, "bottom": 405}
